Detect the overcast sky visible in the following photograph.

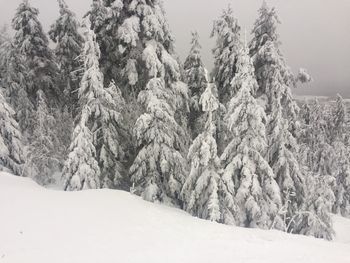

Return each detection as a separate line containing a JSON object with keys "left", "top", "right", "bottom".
{"left": 0, "top": 0, "right": 349, "bottom": 98}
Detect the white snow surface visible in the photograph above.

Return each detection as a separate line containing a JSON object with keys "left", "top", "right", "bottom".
{"left": 0, "top": 172, "right": 349, "bottom": 263}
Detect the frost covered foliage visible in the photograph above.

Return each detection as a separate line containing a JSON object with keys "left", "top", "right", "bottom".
{"left": 117, "top": 0, "right": 186, "bottom": 98}
{"left": 250, "top": 2, "right": 306, "bottom": 231}
{"left": 249, "top": 1, "right": 296, "bottom": 116}
{"left": 181, "top": 83, "right": 221, "bottom": 222}
{"left": 221, "top": 47, "right": 282, "bottom": 229}
{"left": 130, "top": 78, "right": 187, "bottom": 205}
{"left": 211, "top": 6, "right": 241, "bottom": 105}
{"left": 88, "top": 0, "right": 124, "bottom": 85}
{"left": 93, "top": 81, "right": 128, "bottom": 189}
{"left": 210, "top": 6, "right": 241, "bottom": 154}
{"left": 0, "top": 88, "right": 25, "bottom": 176}
{"left": 64, "top": 18, "right": 127, "bottom": 190}
{"left": 12, "top": 0, "right": 59, "bottom": 106}
{"left": 331, "top": 95, "right": 350, "bottom": 216}
{"left": 293, "top": 175, "right": 335, "bottom": 240}
{"left": 49, "top": 0, "right": 83, "bottom": 112}
{"left": 184, "top": 32, "right": 208, "bottom": 139}
{"left": 26, "top": 90, "right": 60, "bottom": 185}
{"left": 0, "top": 41, "right": 34, "bottom": 138}
{"left": 62, "top": 109, "right": 101, "bottom": 191}
{"left": 266, "top": 73, "right": 305, "bottom": 232}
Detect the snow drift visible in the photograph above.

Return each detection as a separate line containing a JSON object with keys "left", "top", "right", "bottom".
{"left": 0, "top": 172, "right": 349, "bottom": 263}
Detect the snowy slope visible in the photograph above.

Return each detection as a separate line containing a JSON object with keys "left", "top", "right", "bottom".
{"left": 0, "top": 172, "right": 349, "bottom": 263}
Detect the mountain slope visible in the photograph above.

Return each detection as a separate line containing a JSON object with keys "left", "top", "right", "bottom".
{"left": 0, "top": 172, "right": 349, "bottom": 263}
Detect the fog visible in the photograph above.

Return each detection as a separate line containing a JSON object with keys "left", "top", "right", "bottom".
{"left": 0, "top": 0, "right": 349, "bottom": 97}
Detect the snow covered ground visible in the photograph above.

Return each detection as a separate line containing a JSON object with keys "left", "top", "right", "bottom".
{"left": 0, "top": 172, "right": 349, "bottom": 263}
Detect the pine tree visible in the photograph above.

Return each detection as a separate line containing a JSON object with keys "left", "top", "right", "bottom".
{"left": 294, "top": 174, "right": 335, "bottom": 240}
{"left": 221, "top": 46, "right": 282, "bottom": 229}
{"left": 122, "top": 1, "right": 189, "bottom": 204}
{"left": 183, "top": 31, "right": 208, "bottom": 139}
{"left": 0, "top": 41, "right": 35, "bottom": 138}
{"left": 210, "top": 6, "right": 241, "bottom": 154}
{"left": 93, "top": 81, "right": 128, "bottom": 189}
{"left": 250, "top": 2, "right": 310, "bottom": 233}
{"left": 63, "top": 18, "right": 127, "bottom": 190}
{"left": 0, "top": 88, "right": 25, "bottom": 176}
{"left": 12, "top": 0, "right": 59, "bottom": 106}
{"left": 62, "top": 108, "right": 101, "bottom": 191}
{"left": 0, "top": 24, "right": 10, "bottom": 80}
{"left": 211, "top": 6, "right": 241, "bottom": 105}
{"left": 331, "top": 95, "right": 350, "bottom": 216}
{"left": 81, "top": 18, "right": 127, "bottom": 189}
{"left": 266, "top": 71, "right": 306, "bottom": 232}
{"left": 129, "top": 77, "right": 187, "bottom": 205}
{"left": 87, "top": 0, "right": 123, "bottom": 86}
{"left": 49, "top": 0, "right": 83, "bottom": 113}
{"left": 117, "top": 0, "right": 188, "bottom": 105}
{"left": 26, "top": 90, "right": 60, "bottom": 185}
{"left": 181, "top": 83, "right": 221, "bottom": 222}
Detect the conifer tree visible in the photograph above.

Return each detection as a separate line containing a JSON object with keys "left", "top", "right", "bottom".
{"left": 49, "top": 0, "right": 84, "bottom": 113}
{"left": 129, "top": 77, "right": 187, "bottom": 205}
{"left": 266, "top": 70, "right": 306, "bottom": 232}
{"left": 117, "top": 0, "right": 188, "bottom": 104}
{"left": 0, "top": 88, "right": 25, "bottom": 176}
{"left": 12, "top": 0, "right": 59, "bottom": 105}
{"left": 62, "top": 108, "right": 101, "bottom": 191}
{"left": 93, "top": 81, "right": 128, "bottom": 189}
{"left": 250, "top": 2, "right": 309, "bottom": 232}
{"left": 121, "top": 1, "right": 189, "bottom": 204}
{"left": 249, "top": 1, "right": 297, "bottom": 120}
{"left": 331, "top": 95, "right": 350, "bottom": 216}
{"left": 63, "top": 18, "right": 127, "bottom": 190}
{"left": 294, "top": 174, "right": 335, "bottom": 240}
{"left": 181, "top": 83, "right": 221, "bottom": 222}
{"left": 210, "top": 6, "right": 241, "bottom": 153}
{"left": 183, "top": 32, "right": 208, "bottom": 139}
{"left": 221, "top": 46, "right": 282, "bottom": 229}
{"left": 0, "top": 41, "right": 35, "bottom": 138}
{"left": 88, "top": 0, "right": 123, "bottom": 85}
{"left": 26, "top": 90, "right": 60, "bottom": 185}
{"left": 211, "top": 6, "right": 241, "bottom": 105}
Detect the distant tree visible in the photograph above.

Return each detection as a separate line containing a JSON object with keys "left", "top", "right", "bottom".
{"left": 331, "top": 95, "right": 350, "bottom": 216}
{"left": 0, "top": 88, "right": 25, "bottom": 176}
{"left": 183, "top": 31, "right": 208, "bottom": 139}
{"left": 26, "top": 90, "right": 60, "bottom": 185}
{"left": 221, "top": 46, "right": 282, "bottom": 229}
{"left": 12, "top": 0, "right": 59, "bottom": 106}
{"left": 49, "top": 0, "right": 84, "bottom": 114}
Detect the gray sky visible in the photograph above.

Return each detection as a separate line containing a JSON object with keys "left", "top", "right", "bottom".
{"left": 0, "top": 0, "right": 349, "bottom": 98}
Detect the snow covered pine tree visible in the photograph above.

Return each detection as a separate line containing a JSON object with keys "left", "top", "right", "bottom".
{"left": 123, "top": 0, "right": 188, "bottom": 205}
{"left": 49, "top": 0, "right": 84, "bottom": 113}
{"left": 183, "top": 31, "right": 208, "bottom": 139}
{"left": 181, "top": 82, "right": 221, "bottom": 222}
{"left": 221, "top": 45, "right": 282, "bottom": 229}
{"left": 0, "top": 88, "right": 25, "bottom": 176}
{"left": 12, "top": 0, "right": 59, "bottom": 106}
{"left": 63, "top": 17, "right": 127, "bottom": 191}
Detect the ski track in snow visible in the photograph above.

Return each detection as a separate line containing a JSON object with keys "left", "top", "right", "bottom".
{"left": 0, "top": 172, "right": 349, "bottom": 263}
